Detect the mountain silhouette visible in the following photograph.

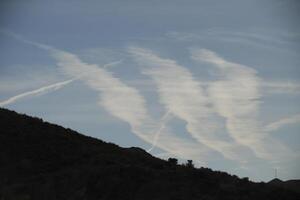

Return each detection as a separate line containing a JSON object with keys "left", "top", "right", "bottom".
{"left": 268, "top": 178, "right": 300, "bottom": 193}
{"left": 0, "top": 108, "right": 299, "bottom": 200}
{"left": 269, "top": 178, "right": 284, "bottom": 185}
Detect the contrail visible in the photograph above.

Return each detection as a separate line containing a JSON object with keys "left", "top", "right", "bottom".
{"left": 147, "top": 110, "right": 173, "bottom": 153}
{"left": 0, "top": 30, "right": 124, "bottom": 107}
{"left": 0, "top": 29, "right": 52, "bottom": 51}
{"left": 0, "top": 57, "right": 123, "bottom": 108}
{"left": 265, "top": 114, "right": 300, "bottom": 132}
{"left": 103, "top": 60, "right": 123, "bottom": 69}
{"left": 0, "top": 79, "right": 74, "bottom": 107}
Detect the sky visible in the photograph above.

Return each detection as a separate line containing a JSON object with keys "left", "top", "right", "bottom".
{"left": 0, "top": 0, "right": 299, "bottom": 182}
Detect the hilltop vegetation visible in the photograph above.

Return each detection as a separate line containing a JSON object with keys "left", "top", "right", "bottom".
{"left": 0, "top": 108, "right": 299, "bottom": 200}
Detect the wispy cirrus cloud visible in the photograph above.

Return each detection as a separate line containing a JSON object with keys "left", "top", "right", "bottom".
{"left": 0, "top": 79, "right": 74, "bottom": 107}
{"left": 2, "top": 30, "right": 216, "bottom": 164}
{"left": 191, "top": 48, "right": 293, "bottom": 162}
{"left": 4, "top": 29, "right": 298, "bottom": 169}
{"left": 51, "top": 47, "right": 214, "bottom": 163}
{"left": 128, "top": 47, "right": 254, "bottom": 163}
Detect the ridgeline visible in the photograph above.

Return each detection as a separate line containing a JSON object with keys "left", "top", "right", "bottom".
{"left": 0, "top": 108, "right": 299, "bottom": 200}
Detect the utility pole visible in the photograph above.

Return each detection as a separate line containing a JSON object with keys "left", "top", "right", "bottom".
{"left": 275, "top": 168, "right": 278, "bottom": 179}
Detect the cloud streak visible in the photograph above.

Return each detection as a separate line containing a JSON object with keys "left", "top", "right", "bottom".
{"left": 5, "top": 30, "right": 297, "bottom": 169}
{"left": 0, "top": 79, "right": 74, "bottom": 107}
{"left": 51, "top": 48, "right": 215, "bottom": 163}
{"left": 129, "top": 47, "right": 254, "bottom": 163}
{"left": 191, "top": 48, "right": 293, "bottom": 162}
{"left": 3, "top": 30, "right": 219, "bottom": 163}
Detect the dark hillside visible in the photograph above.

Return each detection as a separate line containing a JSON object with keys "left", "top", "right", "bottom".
{"left": 268, "top": 178, "right": 300, "bottom": 193}
{"left": 0, "top": 108, "right": 299, "bottom": 200}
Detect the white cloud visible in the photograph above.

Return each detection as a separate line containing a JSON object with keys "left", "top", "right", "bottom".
{"left": 191, "top": 48, "right": 293, "bottom": 162}
{"left": 129, "top": 47, "right": 253, "bottom": 163}
{"left": 2, "top": 30, "right": 217, "bottom": 164}
{"left": 5, "top": 30, "right": 298, "bottom": 169}
{"left": 49, "top": 46, "right": 213, "bottom": 163}
{"left": 0, "top": 79, "right": 74, "bottom": 107}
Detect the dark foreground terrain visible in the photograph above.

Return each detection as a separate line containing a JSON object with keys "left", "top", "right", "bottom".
{"left": 0, "top": 108, "right": 299, "bottom": 200}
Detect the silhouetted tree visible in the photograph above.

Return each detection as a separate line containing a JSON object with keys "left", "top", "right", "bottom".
{"left": 186, "top": 160, "right": 194, "bottom": 168}
{"left": 167, "top": 158, "right": 178, "bottom": 166}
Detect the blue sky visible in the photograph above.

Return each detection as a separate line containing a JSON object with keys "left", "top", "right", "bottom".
{"left": 0, "top": 0, "right": 300, "bottom": 181}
